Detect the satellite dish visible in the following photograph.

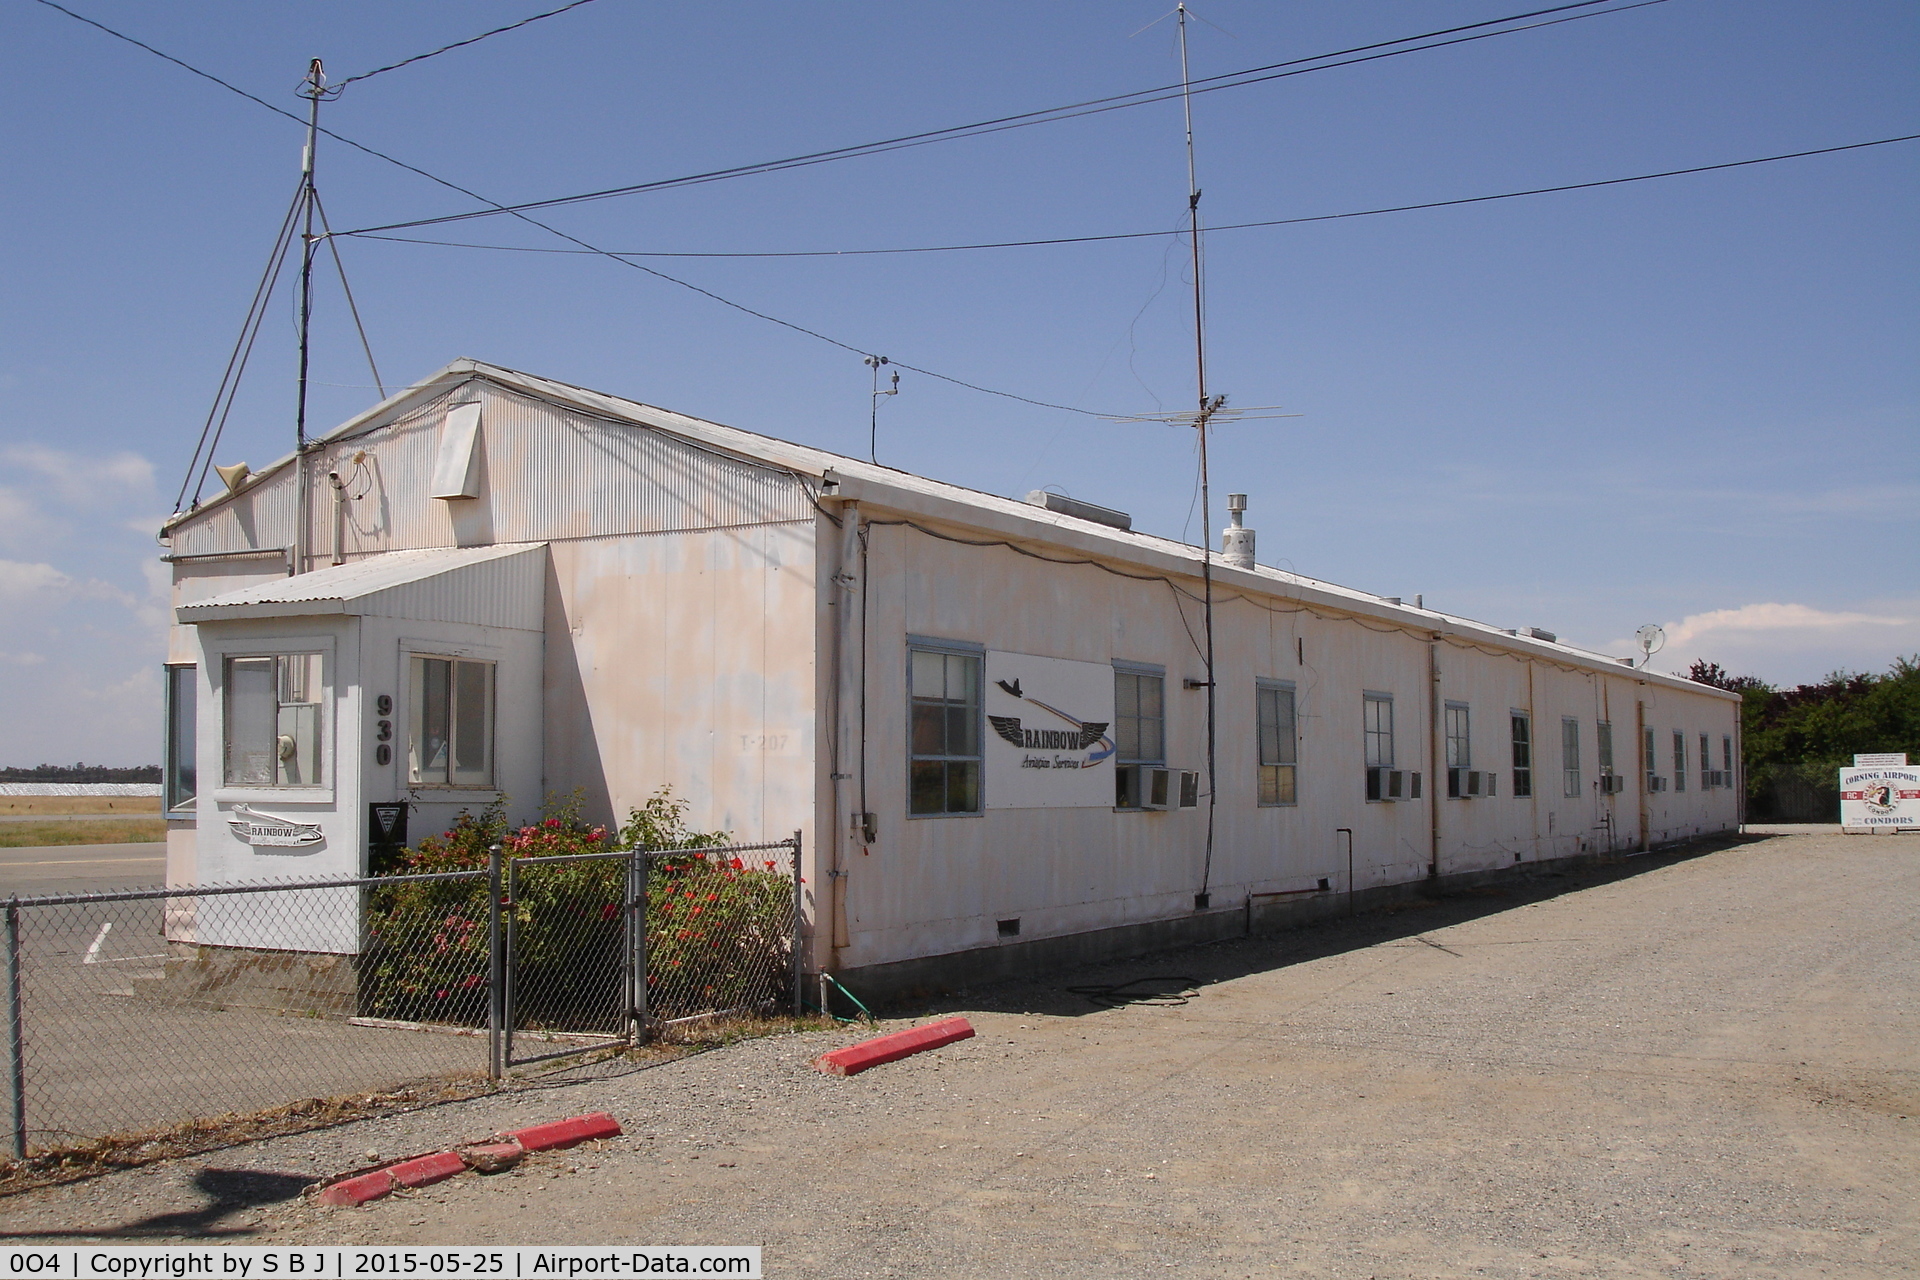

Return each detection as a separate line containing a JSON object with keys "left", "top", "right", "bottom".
{"left": 1634, "top": 624, "right": 1666, "bottom": 668}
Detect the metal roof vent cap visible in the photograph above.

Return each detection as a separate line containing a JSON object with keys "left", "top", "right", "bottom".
{"left": 1220, "top": 493, "right": 1255, "bottom": 569}
{"left": 1024, "top": 490, "right": 1132, "bottom": 531}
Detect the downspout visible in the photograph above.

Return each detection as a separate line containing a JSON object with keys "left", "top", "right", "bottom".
{"left": 326, "top": 470, "right": 347, "bottom": 566}
{"left": 1734, "top": 696, "right": 1746, "bottom": 832}
{"left": 1427, "top": 637, "right": 1441, "bottom": 879}
{"left": 1636, "top": 694, "right": 1650, "bottom": 852}
{"left": 828, "top": 500, "right": 862, "bottom": 960}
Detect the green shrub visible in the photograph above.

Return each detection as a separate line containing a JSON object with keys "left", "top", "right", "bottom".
{"left": 361, "top": 789, "right": 791, "bottom": 1030}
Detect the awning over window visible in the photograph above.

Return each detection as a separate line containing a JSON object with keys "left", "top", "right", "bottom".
{"left": 177, "top": 542, "right": 546, "bottom": 631}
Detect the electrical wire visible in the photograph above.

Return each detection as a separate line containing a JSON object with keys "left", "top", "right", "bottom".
{"left": 329, "top": 0, "right": 604, "bottom": 90}
{"left": 343, "top": 133, "right": 1920, "bottom": 261}
{"left": 34, "top": 0, "right": 1128, "bottom": 419}
{"left": 337, "top": 0, "right": 1668, "bottom": 236}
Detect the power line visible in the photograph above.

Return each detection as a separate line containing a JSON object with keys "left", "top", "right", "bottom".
{"left": 338, "top": 0, "right": 1669, "bottom": 236}
{"left": 330, "top": 0, "right": 605, "bottom": 90}
{"left": 338, "top": 134, "right": 1920, "bottom": 261}
{"left": 32, "top": 0, "right": 1129, "bottom": 419}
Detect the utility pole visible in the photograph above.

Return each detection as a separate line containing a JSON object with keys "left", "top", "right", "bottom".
{"left": 293, "top": 57, "right": 325, "bottom": 576}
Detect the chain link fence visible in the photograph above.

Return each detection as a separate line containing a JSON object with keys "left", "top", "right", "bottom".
{"left": 3, "top": 834, "right": 802, "bottom": 1158}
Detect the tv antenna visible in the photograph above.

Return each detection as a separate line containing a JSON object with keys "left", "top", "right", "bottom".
{"left": 1634, "top": 624, "right": 1666, "bottom": 668}
{"left": 864, "top": 355, "right": 899, "bottom": 464}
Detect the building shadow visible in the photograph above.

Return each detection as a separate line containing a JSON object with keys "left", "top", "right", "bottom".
{"left": 883, "top": 832, "right": 1764, "bottom": 1022}
{"left": 0, "top": 1167, "right": 317, "bottom": 1240}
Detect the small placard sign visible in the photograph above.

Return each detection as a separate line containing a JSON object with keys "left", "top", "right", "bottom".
{"left": 1853, "top": 752, "right": 1908, "bottom": 767}
{"left": 369, "top": 801, "right": 409, "bottom": 848}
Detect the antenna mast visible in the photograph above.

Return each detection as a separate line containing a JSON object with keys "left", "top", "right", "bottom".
{"left": 292, "top": 57, "right": 325, "bottom": 576}
{"left": 1179, "top": 4, "right": 1223, "bottom": 909}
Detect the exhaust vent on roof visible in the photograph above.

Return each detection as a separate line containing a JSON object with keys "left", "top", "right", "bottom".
{"left": 1522, "top": 626, "right": 1558, "bottom": 643}
{"left": 1025, "top": 490, "right": 1132, "bottom": 531}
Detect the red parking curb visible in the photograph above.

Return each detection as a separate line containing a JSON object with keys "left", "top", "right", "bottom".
{"left": 388, "top": 1151, "right": 467, "bottom": 1188}
{"left": 813, "top": 1017, "right": 976, "bottom": 1076}
{"left": 316, "top": 1170, "right": 398, "bottom": 1207}
{"left": 501, "top": 1111, "right": 623, "bottom": 1152}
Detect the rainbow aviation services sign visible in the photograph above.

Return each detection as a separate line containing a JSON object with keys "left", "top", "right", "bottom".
{"left": 984, "top": 651, "right": 1116, "bottom": 809}
{"left": 1840, "top": 765, "right": 1920, "bottom": 829}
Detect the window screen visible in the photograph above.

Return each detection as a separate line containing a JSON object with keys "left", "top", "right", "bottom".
{"left": 1561, "top": 717, "right": 1581, "bottom": 798}
{"left": 1364, "top": 694, "right": 1394, "bottom": 769}
{"left": 1511, "top": 713, "right": 1532, "bottom": 798}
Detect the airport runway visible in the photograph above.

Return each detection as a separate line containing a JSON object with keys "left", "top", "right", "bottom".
{"left": 0, "top": 841, "right": 168, "bottom": 898}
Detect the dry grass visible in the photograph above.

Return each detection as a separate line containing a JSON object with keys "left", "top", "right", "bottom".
{"left": 0, "top": 796, "right": 161, "bottom": 816}
{"left": 0, "top": 819, "right": 166, "bottom": 847}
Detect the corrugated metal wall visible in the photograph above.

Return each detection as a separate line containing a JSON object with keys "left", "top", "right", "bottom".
{"left": 168, "top": 380, "right": 814, "bottom": 560}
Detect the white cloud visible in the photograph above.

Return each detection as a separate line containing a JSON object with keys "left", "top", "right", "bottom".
{"left": 1665, "top": 602, "right": 1911, "bottom": 647}
{"left": 1605, "top": 601, "right": 1920, "bottom": 686}
{"left": 0, "top": 651, "right": 46, "bottom": 666}
{"left": 0, "top": 559, "right": 73, "bottom": 598}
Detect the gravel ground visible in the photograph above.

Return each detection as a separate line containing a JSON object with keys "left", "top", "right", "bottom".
{"left": 5, "top": 832, "right": 1915, "bottom": 1279}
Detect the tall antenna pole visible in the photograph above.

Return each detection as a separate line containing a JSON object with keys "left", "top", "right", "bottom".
{"left": 293, "top": 57, "right": 324, "bottom": 576}
{"left": 1179, "top": 4, "right": 1222, "bottom": 908}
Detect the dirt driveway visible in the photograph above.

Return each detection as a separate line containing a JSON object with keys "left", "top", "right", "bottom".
{"left": 6, "top": 832, "right": 1916, "bottom": 1278}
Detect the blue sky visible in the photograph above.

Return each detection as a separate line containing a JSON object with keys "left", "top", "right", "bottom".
{"left": 1, "top": 0, "right": 1914, "bottom": 765}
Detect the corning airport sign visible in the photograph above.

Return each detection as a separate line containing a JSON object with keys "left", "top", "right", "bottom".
{"left": 984, "top": 651, "right": 1117, "bottom": 810}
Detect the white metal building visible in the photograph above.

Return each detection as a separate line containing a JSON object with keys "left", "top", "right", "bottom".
{"left": 160, "top": 360, "right": 1741, "bottom": 992}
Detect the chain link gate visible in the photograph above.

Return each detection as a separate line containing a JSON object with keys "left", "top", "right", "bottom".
{"left": 495, "top": 834, "right": 802, "bottom": 1071}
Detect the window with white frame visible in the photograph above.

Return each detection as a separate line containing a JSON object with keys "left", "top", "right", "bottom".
{"left": 1561, "top": 717, "right": 1581, "bottom": 798}
{"left": 1364, "top": 693, "right": 1394, "bottom": 769}
{"left": 409, "top": 655, "right": 495, "bottom": 788}
{"left": 1672, "top": 731, "right": 1686, "bottom": 793}
{"left": 1257, "top": 681, "right": 1297, "bottom": 806}
{"left": 1701, "top": 733, "right": 1712, "bottom": 789}
{"left": 165, "top": 664, "right": 197, "bottom": 811}
{"left": 224, "top": 653, "right": 324, "bottom": 787}
{"left": 1511, "top": 712, "right": 1533, "bottom": 798}
{"left": 1597, "top": 721, "right": 1615, "bottom": 778}
{"left": 1114, "top": 667, "right": 1166, "bottom": 808}
{"left": 1644, "top": 727, "right": 1658, "bottom": 786}
{"left": 1723, "top": 734, "right": 1734, "bottom": 779}
{"left": 909, "top": 644, "right": 981, "bottom": 815}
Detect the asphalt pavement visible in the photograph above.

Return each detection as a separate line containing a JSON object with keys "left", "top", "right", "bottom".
{"left": 0, "top": 842, "right": 167, "bottom": 899}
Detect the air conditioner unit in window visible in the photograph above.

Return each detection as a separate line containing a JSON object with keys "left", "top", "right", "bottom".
{"left": 1366, "top": 766, "right": 1393, "bottom": 802}
{"left": 1177, "top": 770, "right": 1200, "bottom": 809}
{"left": 1646, "top": 775, "right": 1667, "bottom": 792}
{"left": 1484, "top": 773, "right": 1496, "bottom": 797}
{"left": 1450, "top": 768, "right": 1484, "bottom": 798}
{"left": 1144, "top": 766, "right": 1172, "bottom": 811}
{"left": 1467, "top": 770, "right": 1485, "bottom": 797}
{"left": 1407, "top": 770, "right": 1423, "bottom": 800}
{"left": 1600, "top": 774, "right": 1626, "bottom": 795}
{"left": 1116, "top": 764, "right": 1167, "bottom": 810}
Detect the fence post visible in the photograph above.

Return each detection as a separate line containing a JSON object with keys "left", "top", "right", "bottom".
{"left": 790, "top": 830, "right": 805, "bottom": 1017}
{"left": 6, "top": 896, "right": 25, "bottom": 1158}
{"left": 631, "top": 849, "right": 650, "bottom": 1044}
{"left": 503, "top": 855, "right": 521, "bottom": 1073}
{"left": 487, "top": 845, "right": 504, "bottom": 1081}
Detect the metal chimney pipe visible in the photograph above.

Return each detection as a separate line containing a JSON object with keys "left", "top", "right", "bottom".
{"left": 1221, "top": 493, "right": 1255, "bottom": 569}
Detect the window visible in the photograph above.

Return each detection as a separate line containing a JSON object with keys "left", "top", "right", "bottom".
{"left": 1561, "top": 717, "right": 1581, "bottom": 798}
{"left": 1597, "top": 721, "right": 1615, "bottom": 778}
{"left": 1364, "top": 693, "right": 1394, "bottom": 768}
{"left": 164, "top": 664, "right": 196, "bottom": 812}
{"left": 1114, "top": 667, "right": 1166, "bottom": 807}
{"left": 1510, "top": 712, "right": 1533, "bottom": 798}
{"left": 1257, "top": 682, "right": 1297, "bottom": 806}
{"left": 1672, "top": 731, "right": 1686, "bottom": 793}
{"left": 1445, "top": 702, "right": 1470, "bottom": 797}
{"left": 1701, "top": 733, "right": 1712, "bottom": 790}
{"left": 1723, "top": 735, "right": 1734, "bottom": 778}
{"left": 1644, "top": 727, "right": 1658, "bottom": 785}
{"left": 909, "top": 645, "right": 981, "bottom": 815}
{"left": 224, "top": 653, "right": 323, "bottom": 787}
{"left": 409, "top": 655, "right": 495, "bottom": 788}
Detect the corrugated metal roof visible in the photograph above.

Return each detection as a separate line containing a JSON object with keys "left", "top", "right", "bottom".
{"left": 161, "top": 359, "right": 1729, "bottom": 698}
{"left": 177, "top": 542, "right": 545, "bottom": 631}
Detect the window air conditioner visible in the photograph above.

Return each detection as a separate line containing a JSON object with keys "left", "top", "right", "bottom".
{"left": 1484, "top": 773, "right": 1496, "bottom": 797}
{"left": 1407, "top": 771, "right": 1423, "bottom": 800}
{"left": 1177, "top": 770, "right": 1200, "bottom": 809}
{"left": 1367, "top": 766, "right": 1394, "bottom": 802}
{"left": 1467, "top": 770, "right": 1484, "bottom": 797}
{"left": 1646, "top": 775, "right": 1667, "bottom": 793}
{"left": 1600, "top": 774, "right": 1626, "bottom": 795}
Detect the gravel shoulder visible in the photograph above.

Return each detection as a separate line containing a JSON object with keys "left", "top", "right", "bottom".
{"left": 5, "top": 833, "right": 1915, "bottom": 1279}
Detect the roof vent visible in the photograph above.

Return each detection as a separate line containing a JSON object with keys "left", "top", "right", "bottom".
{"left": 1025, "top": 490, "right": 1131, "bottom": 531}
{"left": 1522, "top": 626, "right": 1558, "bottom": 643}
{"left": 1220, "top": 493, "right": 1255, "bottom": 569}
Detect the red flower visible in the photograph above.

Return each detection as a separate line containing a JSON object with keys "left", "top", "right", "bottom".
{"left": 545, "top": 818, "right": 561, "bottom": 828}
{"left": 729, "top": 858, "right": 744, "bottom": 870}
{"left": 435, "top": 989, "right": 448, "bottom": 999}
